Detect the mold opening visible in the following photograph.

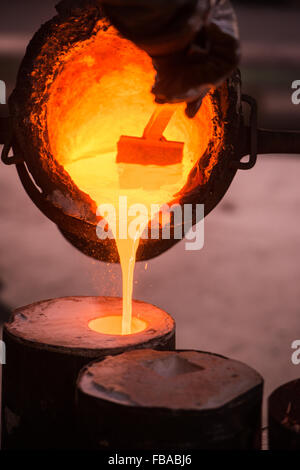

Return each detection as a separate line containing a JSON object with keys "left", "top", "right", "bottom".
{"left": 88, "top": 315, "right": 148, "bottom": 336}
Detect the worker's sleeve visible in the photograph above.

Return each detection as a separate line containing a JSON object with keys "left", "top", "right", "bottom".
{"left": 102, "top": 0, "right": 240, "bottom": 117}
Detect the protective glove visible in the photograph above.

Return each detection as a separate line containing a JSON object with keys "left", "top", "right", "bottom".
{"left": 56, "top": 0, "right": 240, "bottom": 118}
{"left": 101, "top": 0, "right": 240, "bottom": 117}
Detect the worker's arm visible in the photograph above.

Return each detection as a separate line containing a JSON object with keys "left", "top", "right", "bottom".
{"left": 57, "top": 0, "right": 240, "bottom": 118}
{"left": 101, "top": 0, "right": 240, "bottom": 117}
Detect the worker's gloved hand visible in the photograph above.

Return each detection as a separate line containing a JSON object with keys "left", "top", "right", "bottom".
{"left": 101, "top": 0, "right": 240, "bottom": 118}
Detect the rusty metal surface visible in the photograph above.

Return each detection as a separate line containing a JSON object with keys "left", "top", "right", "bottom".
{"left": 1, "top": 296, "right": 175, "bottom": 449}
{"left": 77, "top": 349, "right": 263, "bottom": 450}
{"left": 5, "top": 296, "right": 175, "bottom": 355}
{"left": 79, "top": 349, "right": 263, "bottom": 410}
{"left": 268, "top": 379, "right": 300, "bottom": 450}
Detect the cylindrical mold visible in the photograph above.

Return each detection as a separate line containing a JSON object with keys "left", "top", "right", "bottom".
{"left": 76, "top": 349, "right": 263, "bottom": 450}
{"left": 268, "top": 379, "right": 300, "bottom": 450}
{"left": 1, "top": 296, "right": 175, "bottom": 450}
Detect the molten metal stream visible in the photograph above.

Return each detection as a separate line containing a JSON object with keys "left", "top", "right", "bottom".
{"left": 64, "top": 149, "right": 184, "bottom": 335}
{"left": 46, "top": 23, "right": 214, "bottom": 334}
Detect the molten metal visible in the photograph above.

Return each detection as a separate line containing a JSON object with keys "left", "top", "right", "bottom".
{"left": 88, "top": 315, "right": 147, "bottom": 335}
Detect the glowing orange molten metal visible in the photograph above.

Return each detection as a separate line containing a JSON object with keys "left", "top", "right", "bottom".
{"left": 46, "top": 22, "right": 217, "bottom": 335}
{"left": 88, "top": 316, "right": 147, "bottom": 336}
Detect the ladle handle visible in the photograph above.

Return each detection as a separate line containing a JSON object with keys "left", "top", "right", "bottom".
{"left": 236, "top": 125, "right": 300, "bottom": 170}
{"left": 234, "top": 95, "right": 300, "bottom": 170}
{"left": 0, "top": 116, "right": 10, "bottom": 146}
{"left": 257, "top": 128, "right": 300, "bottom": 155}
